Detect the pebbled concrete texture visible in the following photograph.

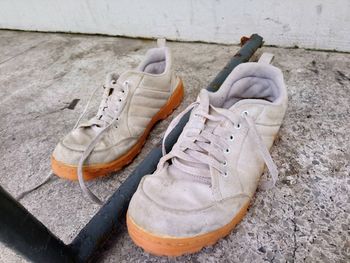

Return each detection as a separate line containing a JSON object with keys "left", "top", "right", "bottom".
{"left": 0, "top": 30, "right": 349, "bottom": 263}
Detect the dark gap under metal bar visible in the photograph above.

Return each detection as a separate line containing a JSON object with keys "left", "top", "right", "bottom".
{"left": 71, "top": 34, "right": 263, "bottom": 263}
{"left": 0, "top": 186, "right": 75, "bottom": 263}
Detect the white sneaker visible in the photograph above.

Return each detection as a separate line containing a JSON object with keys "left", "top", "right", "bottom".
{"left": 127, "top": 61, "right": 288, "bottom": 256}
{"left": 51, "top": 39, "right": 184, "bottom": 204}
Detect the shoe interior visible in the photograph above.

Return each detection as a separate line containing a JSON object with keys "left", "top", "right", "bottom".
{"left": 210, "top": 63, "right": 284, "bottom": 109}
{"left": 137, "top": 48, "right": 168, "bottom": 75}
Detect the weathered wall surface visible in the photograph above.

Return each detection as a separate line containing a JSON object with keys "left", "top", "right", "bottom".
{"left": 0, "top": 0, "right": 349, "bottom": 51}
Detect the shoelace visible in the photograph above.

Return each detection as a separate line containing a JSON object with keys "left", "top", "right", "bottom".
{"left": 77, "top": 79, "right": 129, "bottom": 205}
{"left": 15, "top": 84, "right": 102, "bottom": 201}
{"left": 158, "top": 100, "right": 278, "bottom": 189}
{"left": 16, "top": 75, "right": 129, "bottom": 203}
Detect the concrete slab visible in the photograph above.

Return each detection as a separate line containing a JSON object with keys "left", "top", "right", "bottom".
{"left": 0, "top": 30, "right": 349, "bottom": 263}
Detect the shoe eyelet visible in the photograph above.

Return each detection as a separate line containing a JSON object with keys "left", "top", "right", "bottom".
{"left": 229, "top": 135, "right": 234, "bottom": 141}
{"left": 222, "top": 171, "right": 228, "bottom": 177}
{"left": 123, "top": 80, "right": 129, "bottom": 86}
{"left": 235, "top": 123, "right": 241, "bottom": 129}
{"left": 111, "top": 80, "right": 117, "bottom": 85}
{"left": 118, "top": 98, "right": 122, "bottom": 102}
{"left": 224, "top": 148, "right": 230, "bottom": 154}
{"left": 241, "top": 111, "right": 249, "bottom": 117}
{"left": 222, "top": 161, "right": 227, "bottom": 166}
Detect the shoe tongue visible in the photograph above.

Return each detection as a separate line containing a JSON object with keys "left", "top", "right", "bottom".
{"left": 93, "top": 72, "right": 123, "bottom": 126}
{"left": 105, "top": 72, "right": 120, "bottom": 87}
{"left": 104, "top": 72, "right": 125, "bottom": 101}
{"left": 197, "top": 89, "right": 227, "bottom": 127}
{"left": 197, "top": 89, "right": 210, "bottom": 110}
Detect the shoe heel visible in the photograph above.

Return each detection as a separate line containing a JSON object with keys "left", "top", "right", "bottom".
{"left": 158, "top": 78, "right": 184, "bottom": 120}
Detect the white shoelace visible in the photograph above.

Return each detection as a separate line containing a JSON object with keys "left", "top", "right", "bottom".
{"left": 158, "top": 96, "right": 278, "bottom": 189}
{"left": 16, "top": 75, "right": 129, "bottom": 203}
{"left": 77, "top": 79, "right": 130, "bottom": 204}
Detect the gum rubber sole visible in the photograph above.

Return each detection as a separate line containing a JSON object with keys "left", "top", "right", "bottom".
{"left": 126, "top": 201, "right": 250, "bottom": 257}
{"left": 51, "top": 79, "right": 184, "bottom": 181}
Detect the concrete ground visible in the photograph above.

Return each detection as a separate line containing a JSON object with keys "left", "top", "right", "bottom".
{"left": 0, "top": 30, "right": 349, "bottom": 263}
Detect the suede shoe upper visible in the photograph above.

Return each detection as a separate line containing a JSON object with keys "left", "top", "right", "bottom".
{"left": 53, "top": 46, "right": 178, "bottom": 166}
{"left": 128, "top": 62, "right": 288, "bottom": 237}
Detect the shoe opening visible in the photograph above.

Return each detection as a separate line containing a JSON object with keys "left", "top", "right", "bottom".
{"left": 209, "top": 63, "right": 285, "bottom": 109}
{"left": 137, "top": 47, "right": 169, "bottom": 75}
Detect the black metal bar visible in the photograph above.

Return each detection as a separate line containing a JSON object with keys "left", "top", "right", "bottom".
{"left": 0, "top": 186, "right": 75, "bottom": 263}
{"left": 207, "top": 34, "right": 263, "bottom": 92}
{"left": 71, "top": 34, "right": 263, "bottom": 263}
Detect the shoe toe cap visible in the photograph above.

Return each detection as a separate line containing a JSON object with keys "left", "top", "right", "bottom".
{"left": 52, "top": 139, "right": 82, "bottom": 165}
{"left": 128, "top": 174, "right": 248, "bottom": 238}
{"left": 53, "top": 127, "right": 137, "bottom": 166}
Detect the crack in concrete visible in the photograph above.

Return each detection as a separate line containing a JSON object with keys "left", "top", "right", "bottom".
{"left": 0, "top": 40, "right": 47, "bottom": 65}
{"left": 291, "top": 203, "right": 298, "bottom": 263}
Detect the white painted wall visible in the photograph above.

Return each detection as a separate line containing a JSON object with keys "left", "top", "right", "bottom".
{"left": 0, "top": 0, "right": 349, "bottom": 51}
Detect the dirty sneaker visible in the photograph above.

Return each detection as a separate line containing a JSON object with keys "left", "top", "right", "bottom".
{"left": 126, "top": 61, "right": 288, "bottom": 256}
{"left": 51, "top": 39, "right": 184, "bottom": 204}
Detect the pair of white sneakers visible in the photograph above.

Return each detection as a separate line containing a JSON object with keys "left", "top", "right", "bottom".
{"left": 43, "top": 39, "right": 288, "bottom": 256}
